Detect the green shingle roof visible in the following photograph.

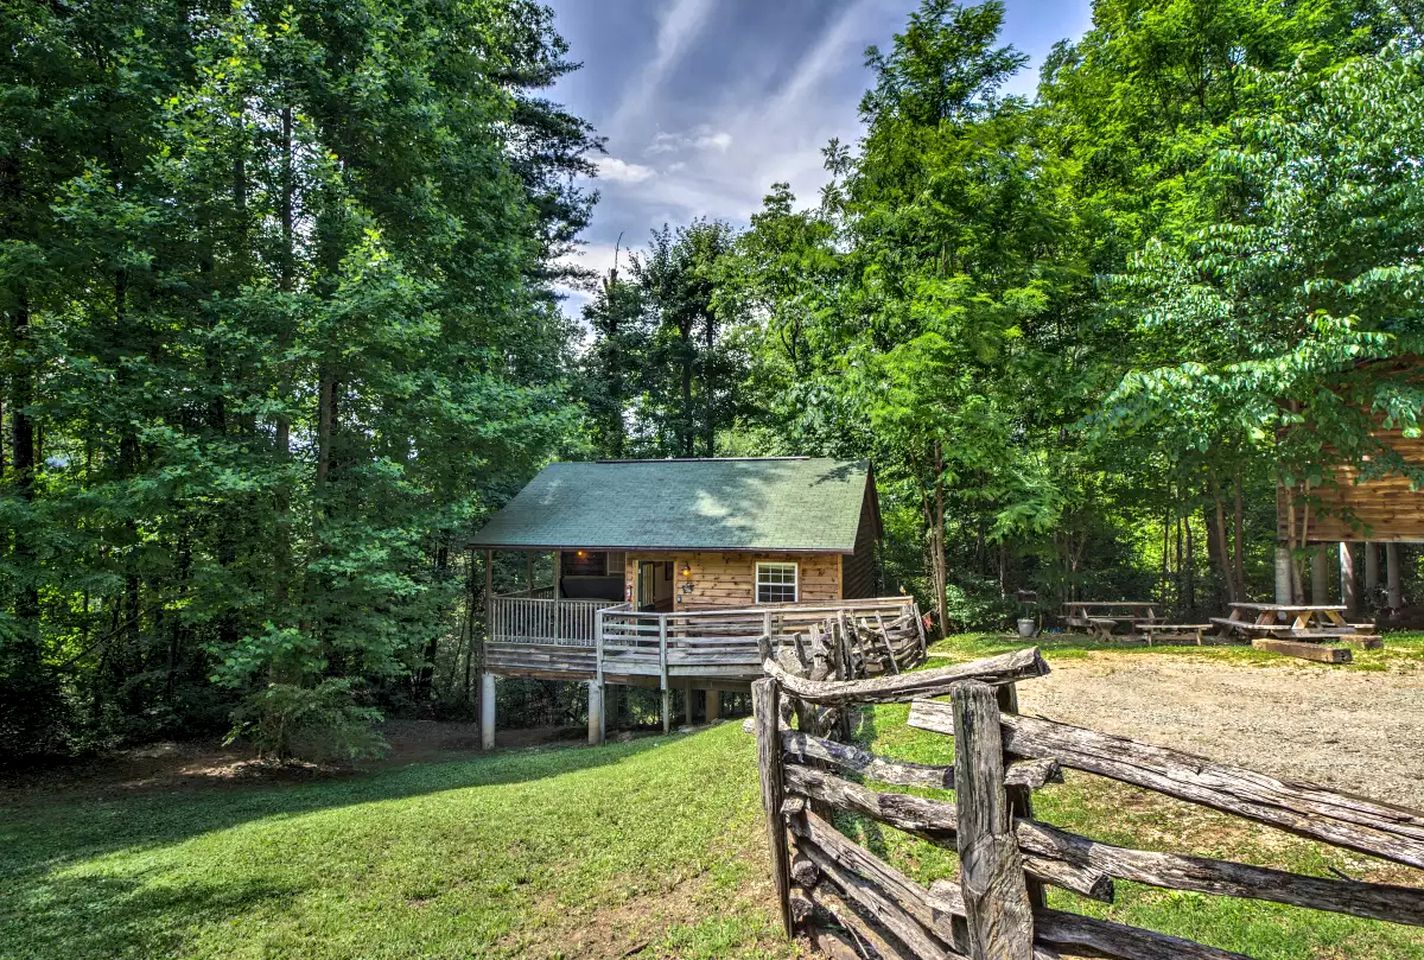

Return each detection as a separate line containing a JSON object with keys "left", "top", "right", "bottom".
{"left": 469, "top": 458, "right": 876, "bottom": 554}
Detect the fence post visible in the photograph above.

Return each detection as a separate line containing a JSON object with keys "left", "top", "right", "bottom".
{"left": 996, "top": 682, "right": 1045, "bottom": 910}
{"left": 752, "top": 677, "right": 793, "bottom": 937}
{"left": 951, "top": 680, "right": 1034, "bottom": 959}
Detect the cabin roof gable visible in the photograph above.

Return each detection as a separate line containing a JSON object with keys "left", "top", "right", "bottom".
{"left": 469, "top": 457, "right": 877, "bottom": 554}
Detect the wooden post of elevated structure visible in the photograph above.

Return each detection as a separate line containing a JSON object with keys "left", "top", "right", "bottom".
{"left": 659, "top": 616, "right": 671, "bottom": 734}
{"left": 1274, "top": 544, "right": 1294, "bottom": 604}
{"left": 481, "top": 549, "right": 495, "bottom": 750}
{"left": 1365, "top": 542, "right": 1380, "bottom": 608}
{"left": 704, "top": 689, "right": 720, "bottom": 722}
{"left": 1387, "top": 542, "right": 1404, "bottom": 610}
{"left": 480, "top": 672, "right": 496, "bottom": 750}
{"left": 552, "top": 549, "right": 561, "bottom": 598}
{"left": 591, "top": 607, "right": 606, "bottom": 745}
{"left": 587, "top": 679, "right": 603, "bottom": 746}
{"left": 1339, "top": 542, "right": 1357, "bottom": 616}
{"left": 1311, "top": 546, "right": 1329, "bottom": 604}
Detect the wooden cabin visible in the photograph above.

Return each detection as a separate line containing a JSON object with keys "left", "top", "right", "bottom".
{"left": 468, "top": 457, "right": 917, "bottom": 747}
{"left": 1276, "top": 428, "right": 1424, "bottom": 609}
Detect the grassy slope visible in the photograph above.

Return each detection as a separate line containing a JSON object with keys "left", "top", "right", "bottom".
{"left": 0, "top": 729, "right": 793, "bottom": 960}
{"left": 5, "top": 634, "right": 1424, "bottom": 959}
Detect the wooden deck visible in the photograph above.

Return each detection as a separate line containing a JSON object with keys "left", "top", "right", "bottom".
{"left": 484, "top": 593, "right": 922, "bottom": 685}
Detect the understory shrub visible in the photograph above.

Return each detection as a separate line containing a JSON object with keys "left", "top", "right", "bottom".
{"left": 228, "top": 679, "right": 387, "bottom": 764}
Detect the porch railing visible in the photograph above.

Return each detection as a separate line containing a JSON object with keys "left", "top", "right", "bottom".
{"left": 596, "top": 597, "right": 918, "bottom": 679}
{"left": 488, "top": 592, "right": 919, "bottom": 677}
{"left": 488, "top": 590, "right": 624, "bottom": 647}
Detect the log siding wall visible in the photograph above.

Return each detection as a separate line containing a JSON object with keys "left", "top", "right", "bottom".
{"left": 1279, "top": 428, "right": 1424, "bottom": 542}
{"left": 840, "top": 485, "right": 879, "bottom": 599}
{"left": 624, "top": 551, "right": 843, "bottom": 609}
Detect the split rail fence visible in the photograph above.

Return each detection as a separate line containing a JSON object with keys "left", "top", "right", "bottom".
{"left": 751, "top": 646, "right": 1424, "bottom": 959}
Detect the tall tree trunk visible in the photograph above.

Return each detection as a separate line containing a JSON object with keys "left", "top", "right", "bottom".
{"left": 415, "top": 545, "right": 449, "bottom": 708}
{"left": 679, "top": 325, "right": 693, "bottom": 457}
{"left": 1174, "top": 508, "right": 1183, "bottom": 614}
{"left": 1208, "top": 474, "right": 1236, "bottom": 603}
{"left": 1232, "top": 474, "right": 1246, "bottom": 599}
{"left": 1365, "top": 541, "right": 1380, "bottom": 608}
{"left": 273, "top": 105, "right": 295, "bottom": 610}
{"left": 8, "top": 286, "right": 38, "bottom": 642}
{"left": 931, "top": 441, "right": 948, "bottom": 635}
{"left": 1184, "top": 508, "right": 1196, "bottom": 615}
{"left": 703, "top": 309, "right": 715, "bottom": 456}
{"left": 317, "top": 372, "right": 338, "bottom": 484}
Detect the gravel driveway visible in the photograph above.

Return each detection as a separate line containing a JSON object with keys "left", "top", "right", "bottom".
{"left": 1014, "top": 652, "right": 1424, "bottom": 808}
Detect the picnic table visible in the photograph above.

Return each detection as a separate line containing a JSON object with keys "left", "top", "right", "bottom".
{"left": 1063, "top": 600, "right": 1160, "bottom": 640}
{"left": 1210, "top": 602, "right": 1380, "bottom": 663}
{"left": 1212, "top": 602, "right": 1356, "bottom": 636}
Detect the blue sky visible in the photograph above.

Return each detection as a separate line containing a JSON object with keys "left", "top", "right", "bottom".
{"left": 544, "top": 0, "right": 1093, "bottom": 313}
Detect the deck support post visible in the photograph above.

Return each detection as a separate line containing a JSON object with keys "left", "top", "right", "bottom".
{"left": 587, "top": 679, "right": 604, "bottom": 746}
{"left": 1339, "top": 542, "right": 1357, "bottom": 616}
{"left": 1387, "top": 542, "right": 1403, "bottom": 609}
{"left": 705, "top": 689, "right": 720, "bottom": 722}
{"left": 683, "top": 681, "right": 696, "bottom": 725}
{"left": 659, "top": 616, "right": 670, "bottom": 734}
{"left": 1311, "top": 545, "right": 1329, "bottom": 604}
{"left": 1274, "top": 543, "right": 1293, "bottom": 604}
{"left": 480, "top": 672, "right": 496, "bottom": 750}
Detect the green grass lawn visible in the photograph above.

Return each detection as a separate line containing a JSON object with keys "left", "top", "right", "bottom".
{"left": 5, "top": 636, "right": 1424, "bottom": 959}
{"left": 0, "top": 728, "right": 793, "bottom": 960}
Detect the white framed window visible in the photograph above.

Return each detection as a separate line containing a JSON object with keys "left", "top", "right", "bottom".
{"left": 756, "top": 562, "right": 799, "bottom": 604}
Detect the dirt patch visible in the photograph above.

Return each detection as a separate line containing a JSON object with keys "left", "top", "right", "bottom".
{"left": 0, "top": 720, "right": 586, "bottom": 802}
{"left": 1016, "top": 651, "right": 1424, "bottom": 808}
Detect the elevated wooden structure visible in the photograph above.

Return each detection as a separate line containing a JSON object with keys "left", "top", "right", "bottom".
{"left": 1278, "top": 429, "right": 1424, "bottom": 543}
{"left": 469, "top": 457, "right": 909, "bottom": 748}
{"left": 1275, "top": 428, "right": 1424, "bottom": 608}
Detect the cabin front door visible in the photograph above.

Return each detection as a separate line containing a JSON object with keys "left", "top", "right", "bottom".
{"left": 636, "top": 560, "right": 673, "bottom": 611}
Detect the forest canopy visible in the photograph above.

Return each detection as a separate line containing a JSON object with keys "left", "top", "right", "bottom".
{"left": 5, "top": 0, "right": 1424, "bottom": 761}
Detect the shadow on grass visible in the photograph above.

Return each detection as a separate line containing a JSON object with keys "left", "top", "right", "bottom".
{"left": 7, "top": 869, "right": 302, "bottom": 960}
{"left": 0, "top": 733, "right": 668, "bottom": 882}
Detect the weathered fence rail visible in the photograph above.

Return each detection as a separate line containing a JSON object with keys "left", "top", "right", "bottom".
{"left": 751, "top": 647, "right": 1424, "bottom": 959}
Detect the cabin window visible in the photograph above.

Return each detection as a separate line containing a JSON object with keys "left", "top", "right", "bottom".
{"left": 756, "top": 562, "right": 798, "bottom": 604}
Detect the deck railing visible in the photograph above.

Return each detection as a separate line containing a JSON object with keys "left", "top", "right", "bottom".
{"left": 488, "top": 590, "right": 623, "bottom": 647}
{"left": 487, "top": 593, "right": 921, "bottom": 683}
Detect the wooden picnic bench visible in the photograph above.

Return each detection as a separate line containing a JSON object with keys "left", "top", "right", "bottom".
{"left": 1210, "top": 602, "right": 1381, "bottom": 662}
{"left": 1137, "top": 622, "right": 1218, "bottom": 645}
{"left": 1062, "top": 600, "right": 1160, "bottom": 640}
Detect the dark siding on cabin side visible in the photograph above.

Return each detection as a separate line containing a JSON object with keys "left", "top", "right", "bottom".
{"left": 840, "top": 484, "right": 879, "bottom": 599}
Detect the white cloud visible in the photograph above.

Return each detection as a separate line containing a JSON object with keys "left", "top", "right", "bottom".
{"left": 647, "top": 127, "right": 734, "bottom": 155}
{"left": 595, "top": 156, "right": 657, "bottom": 184}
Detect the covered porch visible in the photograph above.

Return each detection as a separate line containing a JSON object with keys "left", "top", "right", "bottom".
{"left": 480, "top": 573, "right": 921, "bottom": 748}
